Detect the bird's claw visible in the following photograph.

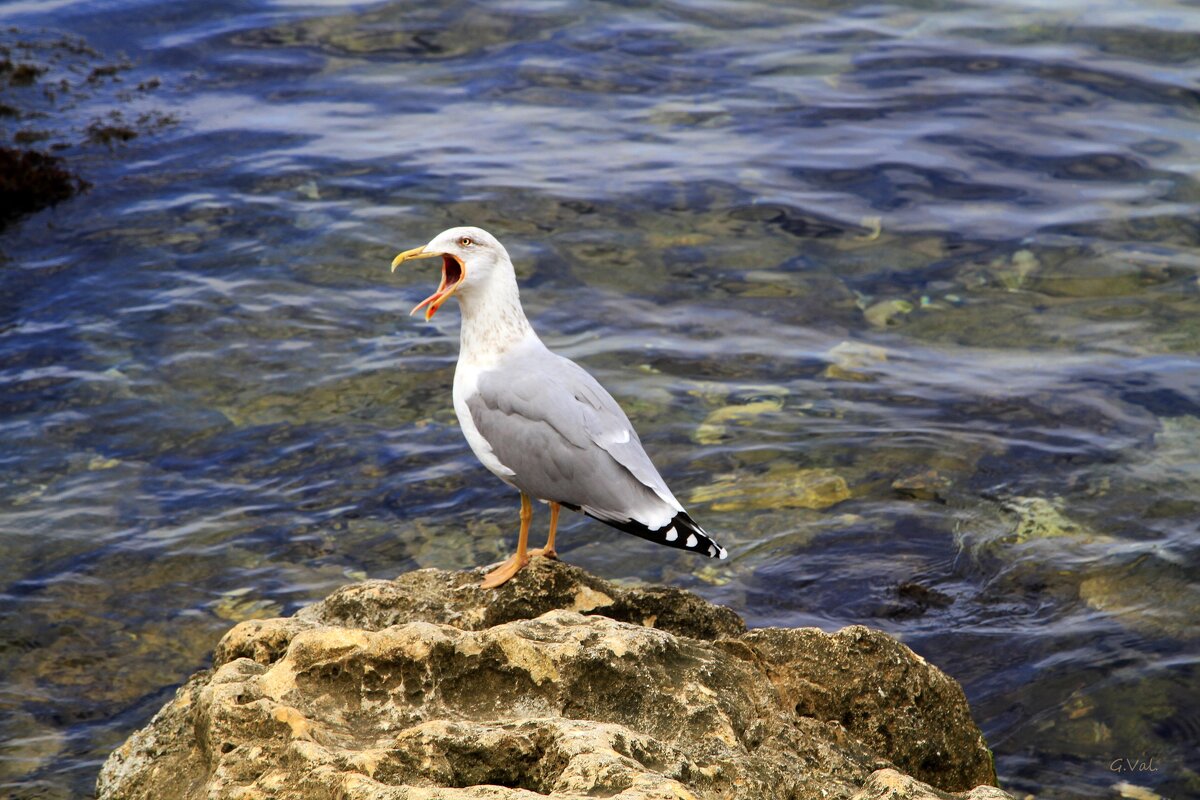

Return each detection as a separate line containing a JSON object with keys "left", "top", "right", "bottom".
{"left": 480, "top": 552, "right": 530, "bottom": 589}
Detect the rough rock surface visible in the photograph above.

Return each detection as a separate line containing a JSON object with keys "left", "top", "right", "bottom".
{"left": 98, "top": 559, "right": 1010, "bottom": 800}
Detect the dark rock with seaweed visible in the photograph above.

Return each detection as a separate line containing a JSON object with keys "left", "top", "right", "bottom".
{"left": 0, "top": 28, "right": 175, "bottom": 230}
{"left": 0, "top": 146, "right": 89, "bottom": 228}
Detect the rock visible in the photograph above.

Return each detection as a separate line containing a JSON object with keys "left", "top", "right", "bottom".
{"left": 850, "top": 769, "right": 1014, "bottom": 800}
{"left": 743, "top": 627, "right": 993, "bottom": 793}
{"left": 863, "top": 299, "right": 913, "bottom": 328}
{"left": 0, "top": 146, "right": 89, "bottom": 228}
{"left": 0, "top": 29, "right": 177, "bottom": 230}
{"left": 694, "top": 396, "right": 785, "bottom": 445}
{"left": 212, "top": 587, "right": 283, "bottom": 623}
{"left": 0, "top": 710, "right": 66, "bottom": 784}
{"left": 691, "top": 463, "right": 851, "bottom": 512}
{"left": 1128, "top": 415, "right": 1200, "bottom": 495}
{"left": 990, "top": 249, "right": 1039, "bottom": 291}
{"left": 881, "top": 582, "right": 955, "bottom": 621}
{"left": 892, "top": 470, "right": 953, "bottom": 503}
{"left": 1112, "top": 780, "right": 1165, "bottom": 800}
{"left": 98, "top": 560, "right": 1008, "bottom": 800}
{"left": 1079, "top": 559, "right": 1200, "bottom": 640}
{"left": 997, "top": 496, "right": 1112, "bottom": 545}
{"left": 823, "top": 341, "right": 888, "bottom": 382}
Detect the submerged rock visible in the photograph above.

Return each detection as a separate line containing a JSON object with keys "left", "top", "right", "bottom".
{"left": 823, "top": 341, "right": 889, "bottom": 382}
{"left": 863, "top": 299, "right": 914, "bottom": 328}
{"left": 892, "top": 469, "right": 953, "bottom": 503}
{"left": 998, "top": 496, "right": 1110, "bottom": 545}
{"left": 691, "top": 463, "right": 852, "bottom": 512}
{"left": 693, "top": 395, "right": 786, "bottom": 445}
{"left": 98, "top": 560, "right": 1006, "bottom": 800}
{"left": 0, "top": 28, "right": 176, "bottom": 230}
{"left": 1079, "top": 559, "right": 1200, "bottom": 641}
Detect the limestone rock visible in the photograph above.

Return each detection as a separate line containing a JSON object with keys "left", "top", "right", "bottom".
{"left": 850, "top": 769, "right": 1014, "bottom": 800}
{"left": 98, "top": 560, "right": 1008, "bottom": 800}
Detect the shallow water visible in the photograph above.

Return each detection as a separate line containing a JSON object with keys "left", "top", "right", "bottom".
{"left": 2, "top": 0, "right": 1199, "bottom": 797}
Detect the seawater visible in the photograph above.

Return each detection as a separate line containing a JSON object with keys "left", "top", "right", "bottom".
{"left": 1, "top": 1, "right": 1198, "bottom": 798}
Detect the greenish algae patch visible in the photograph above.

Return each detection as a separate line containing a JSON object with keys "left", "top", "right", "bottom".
{"left": 213, "top": 588, "right": 284, "bottom": 622}
{"left": 1079, "top": 560, "right": 1200, "bottom": 641}
{"left": 1000, "top": 496, "right": 1101, "bottom": 544}
{"left": 693, "top": 397, "right": 786, "bottom": 445}
{"left": 690, "top": 464, "right": 851, "bottom": 513}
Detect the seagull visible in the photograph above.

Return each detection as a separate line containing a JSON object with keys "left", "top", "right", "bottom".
{"left": 391, "top": 226, "right": 728, "bottom": 588}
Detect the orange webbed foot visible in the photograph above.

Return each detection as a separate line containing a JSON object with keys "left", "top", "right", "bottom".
{"left": 480, "top": 551, "right": 531, "bottom": 589}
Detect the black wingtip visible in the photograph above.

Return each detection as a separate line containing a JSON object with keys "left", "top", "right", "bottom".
{"left": 587, "top": 510, "right": 729, "bottom": 560}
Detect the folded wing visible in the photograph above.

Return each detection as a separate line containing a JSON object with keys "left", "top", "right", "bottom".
{"left": 465, "top": 346, "right": 726, "bottom": 559}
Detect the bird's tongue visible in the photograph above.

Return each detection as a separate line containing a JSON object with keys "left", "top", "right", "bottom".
{"left": 411, "top": 255, "right": 464, "bottom": 320}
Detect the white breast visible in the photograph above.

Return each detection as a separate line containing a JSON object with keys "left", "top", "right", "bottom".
{"left": 453, "top": 361, "right": 517, "bottom": 482}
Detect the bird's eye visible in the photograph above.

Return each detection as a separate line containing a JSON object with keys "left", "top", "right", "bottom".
{"left": 459, "top": 236, "right": 473, "bottom": 247}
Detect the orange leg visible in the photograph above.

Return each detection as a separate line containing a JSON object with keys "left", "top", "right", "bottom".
{"left": 530, "top": 501, "right": 560, "bottom": 560}
{"left": 481, "top": 492, "right": 533, "bottom": 589}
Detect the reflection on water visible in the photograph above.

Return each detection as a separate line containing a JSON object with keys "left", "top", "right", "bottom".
{"left": 2, "top": 1, "right": 1199, "bottom": 797}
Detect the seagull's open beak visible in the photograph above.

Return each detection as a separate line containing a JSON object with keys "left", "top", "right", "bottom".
{"left": 391, "top": 246, "right": 466, "bottom": 321}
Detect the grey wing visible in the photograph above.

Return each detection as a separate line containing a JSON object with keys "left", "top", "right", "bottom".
{"left": 466, "top": 348, "right": 727, "bottom": 559}
{"left": 467, "top": 349, "right": 676, "bottom": 527}
{"left": 555, "top": 355, "right": 683, "bottom": 509}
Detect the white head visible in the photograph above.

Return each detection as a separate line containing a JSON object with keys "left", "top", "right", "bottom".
{"left": 390, "top": 226, "right": 514, "bottom": 320}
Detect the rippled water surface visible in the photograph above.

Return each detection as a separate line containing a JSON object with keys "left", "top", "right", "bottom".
{"left": 2, "top": 1, "right": 1199, "bottom": 797}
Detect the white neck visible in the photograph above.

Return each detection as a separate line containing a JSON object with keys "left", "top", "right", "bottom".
{"left": 456, "top": 261, "right": 537, "bottom": 366}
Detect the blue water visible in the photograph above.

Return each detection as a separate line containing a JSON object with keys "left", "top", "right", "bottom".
{"left": 2, "top": 1, "right": 1199, "bottom": 797}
